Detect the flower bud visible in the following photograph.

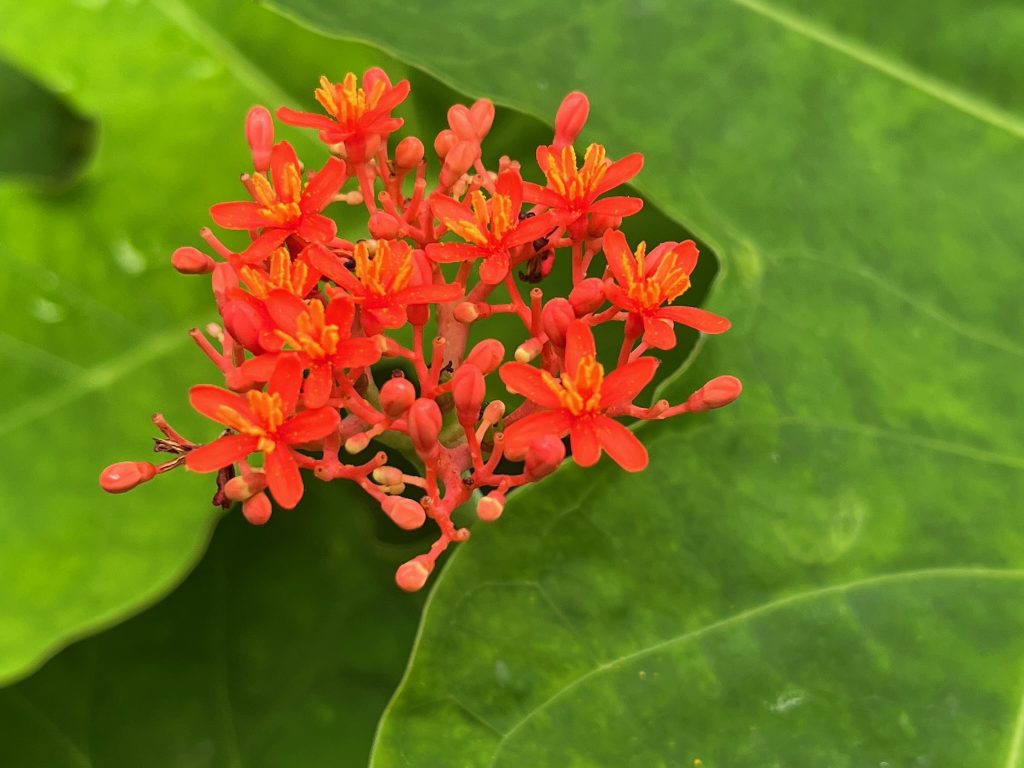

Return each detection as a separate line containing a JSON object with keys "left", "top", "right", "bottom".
{"left": 99, "top": 461, "right": 157, "bottom": 493}
{"left": 368, "top": 211, "right": 400, "bottom": 239}
{"left": 447, "top": 104, "right": 476, "bottom": 141}
{"left": 515, "top": 337, "right": 544, "bottom": 363}
{"left": 465, "top": 339, "right": 505, "bottom": 374}
{"left": 524, "top": 435, "right": 566, "bottom": 480}
{"left": 394, "top": 136, "right": 424, "bottom": 170}
{"left": 407, "top": 398, "right": 442, "bottom": 456}
{"left": 224, "top": 470, "right": 267, "bottom": 502}
{"left": 469, "top": 98, "right": 495, "bottom": 138}
{"left": 381, "top": 497, "right": 426, "bottom": 530}
{"left": 171, "top": 246, "right": 215, "bottom": 275}
{"left": 344, "top": 432, "right": 371, "bottom": 454}
{"left": 569, "top": 278, "right": 606, "bottom": 316}
{"left": 434, "top": 128, "right": 457, "bottom": 159}
{"left": 395, "top": 555, "right": 433, "bottom": 592}
{"left": 476, "top": 493, "right": 504, "bottom": 522}
{"left": 685, "top": 375, "right": 743, "bottom": 413}
{"left": 407, "top": 303, "right": 430, "bottom": 326}
{"left": 454, "top": 302, "right": 480, "bottom": 324}
{"left": 372, "top": 466, "right": 405, "bottom": 486}
{"left": 440, "top": 141, "right": 479, "bottom": 187}
{"left": 242, "top": 492, "right": 272, "bottom": 525}
{"left": 451, "top": 364, "right": 486, "bottom": 425}
{"left": 542, "top": 298, "right": 575, "bottom": 347}
{"left": 380, "top": 376, "right": 416, "bottom": 418}
{"left": 482, "top": 400, "right": 506, "bottom": 426}
{"left": 221, "top": 299, "right": 266, "bottom": 353}
{"left": 553, "top": 91, "right": 589, "bottom": 148}
{"left": 245, "top": 106, "right": 274, "bottom": 172}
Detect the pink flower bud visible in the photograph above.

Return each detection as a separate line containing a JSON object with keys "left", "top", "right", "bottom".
{"left": 395, "top": 136, "right": 424, "bottom": 170}
{"left": 465, "top": 339, "right": 505, "bottom": 374}
{"left": 407, "top": 398, "right": 442, "bottom": 456}
{"left": 380, "top": 376, "right": 416, "bottom": 418}
{"left": 440, "top": 141, "right": 480, "bottom": 187}
{"left": 553, "top": 91, "right": 589, "bottom": 148}
{"left": 569, "top": 278, "right": 606, "bottom": 316}
{"left": 515, "top": 337, "right": 544, "bottom": 363}
{"left": 171, "top": 247, "right": 214, "bottom": 275}
{"left": 344, "top": 432, "right": 371, "bottom": 454}
{"left": 686, "top": 375, "right": 743, "bottom": 413}
{"left": 368, "top": 211, "right": 400, "bottom": 239}
{"left": 434, "top": 129, "right": 457, "bottom": 159}
{"left": 542, "top": 298, "right": 575, "bottom": 347}
{"left": 482, "top": 400, "right": 506, "bottom": 425}
{"left": 476, "top": 493, "right": 504, "bottom": 522}
{"left": 224, "top": 471, "right": 267, "bottom": 502}
{"left": 242, "top": 492, "right": 272, "bottom": 525}
{"left": 381, "top": 497, "right": 426, "bottom": 530}
{"left": 245, "top": 106, "right": 274, "bottom": 172}
{"left": 469, "top": 98, "right": 495, "bottom": 138}
{"left": 395, "top": 555, "right": 433, "bottom": 592}
{"left": 451, "top": 364, "right": 485, "bottom": 425}
{"left": 524, "top": 435, "right": 566, "bottom": 480}
{"left": 454, "top": 302, "right": 480, "bottom": 323}
{"left": 447, "top": 104, "right": 476, "bottom": 141}
{"left": 99, "top": 461, "right": 157, "bottom": 493}
{"left": 373, "top": 466, "right": 405, "bottom": 486}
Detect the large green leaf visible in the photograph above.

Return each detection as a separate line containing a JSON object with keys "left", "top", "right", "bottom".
{"left": 0, "top": 58, "right": 95, "bottom": 184}
{"left": 0, "top": 481, "right": 425, "bottom": 767}
{"left": 263, "top": 1, "right": 1024, "bottom": 764}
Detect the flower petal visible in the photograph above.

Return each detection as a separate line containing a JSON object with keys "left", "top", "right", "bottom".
{"left": 276, "top": 107, "right": 338, "bottom": 132}
{"left": 521, "top": 181, "right": 563, "bottom": 208}
{"left": 301, "top": 156, "right": 347, "bottom": 213}
{"left": 396, "top": 283, "right": 463, "bottom": 305}
{"left": 593, "top": 416, "right": 648, "bottom": 472}
{"left": 264, "top": 289, "right": 306, "bottom": 333}
{"left": 278, "top": 407, "right": 340, "bottom": 445}
{"left": 268, "top": 352, "right": 304, "bottom": 414}
{"left": 588, "top": 196, "right": 643, "bottom": 218}
{"left": 269, "top": 142, "right": 300, "bottom": 200}
{"left": 185, "top": 434, "right": 258, "bottom": 473}
{"left": 564, "top": 320, "right": 597, "bottom": 373}
{"left": 333, "top": 337, "right": 382, "bottom": 369}
{"left": 499, "top": 362, "right": 564, "bottom": 409}
{"left": 265, "top": 447, "right": 303, "bottom": 509}
{"left": 601, "top": 228, "right": 637, "bottom": 288}
{"left": 595, "top": 152, "right": 643, "bottom": 195}
{"left": 425, "top": 243, "right": 484, "bottom": 264}
{"left": 210, "top": 202, "right": 267, "bottom": 230}
{"left": 657, "top": 306, "right": 731, "bottom": 334}
{"left": 302, "top": 361, "right": 333, "bottom": 409}
{"left": 641, "top": 316, "right": 678, "bottom": 350}
{"left": 296, "top": 213, "right": 337, "bottom": 243}
{"left": 479, "top": 251, "right": 510, "bottom": 285}
{"left": 189, "top": 385, "right": 251, "bottom": 425}
{"left": 600, "top": 356, "right": 659, "bottom": 408}
{"left": 569, "top": 419, "right": 601, "bottom": 467}
{"left": 503, "top": 212, "right": 559, "bottom": 248}
{"left": 503, "top": 410, "right": 572, "bottom": 460}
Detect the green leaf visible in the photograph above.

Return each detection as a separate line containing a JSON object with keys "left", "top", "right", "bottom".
{"left": 0, "top": 58, "right": 95, "bottom": 185}
{"left": 263, "top": 1, "right": 1024, "bottom": 764}
{"left": 0, "top": 481, "right": 425, "bottom": 767}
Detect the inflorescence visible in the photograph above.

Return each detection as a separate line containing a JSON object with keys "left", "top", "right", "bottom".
{"left": 100, "top": 69, "right": 741, "bottom": 591}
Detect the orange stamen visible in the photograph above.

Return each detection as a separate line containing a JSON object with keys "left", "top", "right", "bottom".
{"left": 316, "top": 72, "right": 387, "bottom": 127}
{"left": 542, "top": 354, "right": 604, "bottom": 415}
{"left": 542, "top": 144, "right": 609, "bottom": 206}
{"left": 353, "top": 239, "right": 413, "bottom": 296}
{"left": 215, "top": 390, "right": 285, "bottom": 453}
{"left": 275, "top": 299, "right": 340, "bottom": 360}
{"left": 619, "top": 242, "right": 692, "bottom": 309}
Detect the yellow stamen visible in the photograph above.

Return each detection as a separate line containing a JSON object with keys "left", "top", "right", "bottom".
{"left": 316, "top": 72, "right": 387, "bottom": 126}
{"left": 542, "top": 144, "right": 609, "bottom": 206}
{"left": 353, "top": 239, "right": 413, "bottom": 296}
{"left": 621, "top": 241, "right": 692, "bottom": 309}
{"left": 241, "top": 248, "right": 309, "bottom": 299}
{"left": 251, "top": 168, "right": 302, "bottom": 225}
{"left": 542, "top": 354, "right": 604, "bottom": 416}
{"left": 275, "top": 299, "right": 340, "bottom": 360}
{"left": 214, "top": 390, "right": 284, "bottom": 453}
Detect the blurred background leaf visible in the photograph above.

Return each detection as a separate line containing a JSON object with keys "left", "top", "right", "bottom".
{"left": 0, "top": 58, "right": 95, "bottom": 185}
{"left": 256, "top": 0, "right": 1024, "bottom": 765}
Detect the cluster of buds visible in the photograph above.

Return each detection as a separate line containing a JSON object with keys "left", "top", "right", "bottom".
{"left": 100, "top": 69, "right": 741, "bottom": 591}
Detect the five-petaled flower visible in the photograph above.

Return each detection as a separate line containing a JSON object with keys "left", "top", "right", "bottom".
{"left": 523, "top": 143, "right": 644, "bottom": 238}
{"left": 499, "top": 321, "right": 658, "bottom": 471}
{"left": 277, "top": 68, "right": 410, "bottom": 164}
{"left": 210, "top": 141, "right": 346, "bottom": 262}
{"left": 427, "top": 170, "right": 560, "bottom": 284}
{"left": 185, "top": 354, "right": 340, "bottom": 509}
{"left": 602, "top": 229, "right": 731, "bottom": 349}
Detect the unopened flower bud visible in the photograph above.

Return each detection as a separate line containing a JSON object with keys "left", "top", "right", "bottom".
{"left": 587, "top": 212, "right": 622, "bottom": 238}
{"left": 469, "top": 98, "right": 495, "bottom": 137}
{"left": 407, "top": 303, "right": 430, "bottom": 326}
{"left": 434, "top": 128, "right": 457, "bottom": 159}
{"left": 515, "top": 337, "right": 544, "bottom": 363}
{"left": 171, "top": 246, "right": 214, "bottom": 275}
{"left": 394, "top": 136, "right": 424, "bottom": 170}
{"left": 221, "top": 300, "right": 266, "bottom": 353}
{"left": 245, "top": 105, "right": 274, "bottom": 172}
{"left": 524, "top": 435, "right": 566, "bottom": 480}
{"left": 569, "top": 277, "right": 606, "bottom": 315}
{"left": 465, "top": 339, "right": 505, "bottom": 374}
{"left": 224, "top": 471, "right": 267, "bottom": 502}
{"left": 482, "top": 400, "right": 506, "bottom": 425}
{"left": 440, "top": 141, "right": 479, "bottom": 187}
{"left": 242, "top": 492, "right": 272, "bottom": 525}
{"left": 454, "top": 302, "right": 480, "bottom": 323}
{"left": 368, "top": 211, "right": 400, "bottom": 239}
{"left": 542, "top": 298, "right": 575, "bottom": 347}
{"left": 451, "top": 364, "right": 486, "bottom": 425}
{"left": 685, "top": 375, "right": 743, "bottom": 413}
{"left": 345, "top": 432, "right": 371, "bottom": 454}
{"left": 99, "top": 461, "right": 157, "bottom": 494}
{"left": 553, "top": 91, "right": 590, "bottom": 148}
{"left": 447, "top": 104, "right": 476, "bottom": 141}
{"left": 372, "top": 466, "right": 405, "bottom": 486}
{"left": 381, "top": 497, "right": 426, "bottom": 530}
{"left": 476, "top": 493, "right": 505, "bottom": 522}
{"left": 395, "top": 555, "right": 433, "bottom": 592}
{"left": 211, "top": 262, "right": 238, "bottom": 307}
{"left": 407, "top": 398, "right": 442, "bottom": 456}
{"left": 380, "top": 376, "right": 416, "bottom": 418}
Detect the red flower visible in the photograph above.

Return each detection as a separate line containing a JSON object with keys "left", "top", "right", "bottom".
{"left": 603, "top": 229, "right": 730, "bottom": 349}
{"left": 210, "top": 141, "right": 346, "bottom": 262}
{"left": 185, "top": 355, "right": 339, "bottom": 509}
{"left": 522, "top": 144, "right": 644, "bottom": 238}
{"left": 236, "top": 246, "right": 320, "bottom": 301}
{"left": 499, "top": 321, "right": 657, "bottom": 471}
{"left": 308, "top": 240, "right": 462, "bottom": 335}
{"left": 426, "top": 170, "right": 559, "bottom": 284}
{"left": 277, "top": 69, "right": 410, "bottom": 163}
{"left": 242, "top": 291, "right": 382, "bottom": 409}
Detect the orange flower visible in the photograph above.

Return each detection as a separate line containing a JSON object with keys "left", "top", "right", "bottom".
{"left": 426, "top": 170, "right": 559, "bottom": 284}
{"left": 185, "top": 355, "right": 339, "bottom": 509}
{"left": 277, "top": 69, "right": 409, "bottom": 163}
{"left": 499, "top": 321, "right": 658, "bottom": 471}
{"left": 603, "top": 229, "right": 730, "bottom": 349}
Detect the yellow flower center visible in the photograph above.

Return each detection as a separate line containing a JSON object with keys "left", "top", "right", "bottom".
{"left": 252, "top": 163, "right": 303, "bottom": 224}
{"left": 618, "top": 241, "right": 692, "bottom": 310}
{"left": 542, "top": 354, "right": 604, "bottom": 416}
{"left": 443, "top": 190, "right": 514, "bottom": 246}
{"left": 353, "top": 239, "right": 413, "bottom": 297}
{"left": 541, "top": 144, "right": 609, "bottom": 207}
{"left": 241, "top": 248, "right": 309, "bottom": 299}
{"left": 216, "top": 390, "right": 284, "bottom": 453}
{"left": 275, "top": 299, "right": 340, "bottom": 360}
{"left": 315, "top": 73, "right": 386, "bottom": 127}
